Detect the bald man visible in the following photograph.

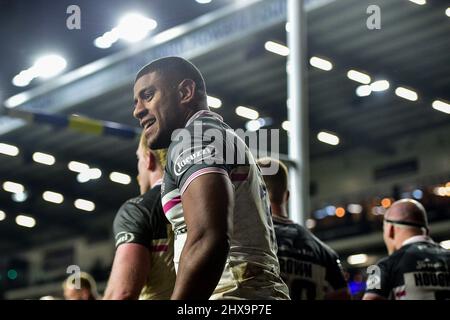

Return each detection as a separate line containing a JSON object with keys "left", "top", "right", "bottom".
{"left": 363, "top": 199, "right": 450, "bottom": 300}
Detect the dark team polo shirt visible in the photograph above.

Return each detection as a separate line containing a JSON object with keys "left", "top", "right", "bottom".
{"left": 365, "top": 236, "right": 450, "bottom": 300}
{"left": 273, "top": 216, "right": 348, "bottom": 300}
{"left": 113, "top": 183, "right": 176, "bottom": 299}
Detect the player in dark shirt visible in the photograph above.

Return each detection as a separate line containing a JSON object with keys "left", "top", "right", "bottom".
{"left": 103, "top": 133, "right": 175, "bottom": 300}
{"left": 257, "top": 157, "right": 350, "bottom": 300}
{"left": 363, "top": 199, "right": 450, "bottom": 300}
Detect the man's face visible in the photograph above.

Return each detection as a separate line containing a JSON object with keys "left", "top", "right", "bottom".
{"left": 133, "top": 72, "right": 181, "bottom": 149}
{"left": 136, "top": 144, "right": 150, "bottom": 195}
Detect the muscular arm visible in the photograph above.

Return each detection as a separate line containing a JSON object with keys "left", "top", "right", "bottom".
{"left": 171, "top": 173, "right": 234, "bottom": 300}
{"left": 103, "top": 243, "right": 150, "bottom": 300}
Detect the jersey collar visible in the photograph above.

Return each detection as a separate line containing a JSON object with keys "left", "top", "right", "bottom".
{"left": 402, "top": 235, "right": 434, "bottom": 247}
{"left": 152, "top": 178, "right": 163, "bottom": 188}
{"left": 185, "top": 109, "right": 223, "bottom": 127}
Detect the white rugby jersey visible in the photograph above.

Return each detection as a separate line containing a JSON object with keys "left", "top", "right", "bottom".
{"left": 161, "top": 110, "right": 289, "bottom": 300}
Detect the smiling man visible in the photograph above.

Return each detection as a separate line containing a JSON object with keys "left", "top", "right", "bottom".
{"left": 133, "top": 56, "right": 289, "bottom": 300}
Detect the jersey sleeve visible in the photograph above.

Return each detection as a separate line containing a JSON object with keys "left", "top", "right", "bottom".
{"left": 365, "top": 257, "right": 391, "bottom": 298}
{"left": 166, "top": 122, "right": 233, "bottom": 195}
{"left": 325, "top": 252, "right": 348, "bottom": 291}
{"left": 113, "top": 200, "right": 153, "bottom": 250}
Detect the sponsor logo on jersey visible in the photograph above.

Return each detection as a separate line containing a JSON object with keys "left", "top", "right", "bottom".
{"left": 115, "top": 232, "right": 135, "bottom": 246}
{"left": 416, "top": 258, "right": 443, "bottom": 270}
{"left": 173, "top": 145, "right": 215, "bottom": 176}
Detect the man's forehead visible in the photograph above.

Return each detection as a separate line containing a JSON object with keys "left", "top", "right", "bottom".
{"left": 134, "top": 72, "right": 159, "bottom": 93}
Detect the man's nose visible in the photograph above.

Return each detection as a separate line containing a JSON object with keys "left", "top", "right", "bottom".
{"left": 133, "top": 101, "right": 147, "bottom": 120}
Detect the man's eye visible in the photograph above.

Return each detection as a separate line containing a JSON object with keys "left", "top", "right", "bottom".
{"left": 143, "top": 92, "right": 154, "bottom": 100}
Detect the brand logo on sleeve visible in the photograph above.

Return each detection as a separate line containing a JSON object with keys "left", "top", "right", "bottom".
{"left": 173, "top": 145, "right": 215, "bottom": 176}
{"left": 115, "top": 232, "right": 135, "bottom": 246}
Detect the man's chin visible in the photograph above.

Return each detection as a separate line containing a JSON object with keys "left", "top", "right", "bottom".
{"left": 148, "top": 136, "right": 170, "bottom": 150}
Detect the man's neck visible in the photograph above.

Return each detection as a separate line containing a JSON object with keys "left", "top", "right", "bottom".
{"left": 396, "top": 232, "right": 427, "bottom": 250}
{"left": 149, "top": 171, "right": 164, "bottom": 189}
{"left": 183, "top": 105, "right": 210, "bottom": 126}
{"left": 271, "top": 203, "right": 288, "bottom": 219}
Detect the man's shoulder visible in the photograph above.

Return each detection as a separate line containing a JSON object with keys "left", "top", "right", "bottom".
{"left": 119, "top": 195, "right": 144, "bottom": 212}
{"left": 140, "top": 185, "right": 162, "bottom": 204}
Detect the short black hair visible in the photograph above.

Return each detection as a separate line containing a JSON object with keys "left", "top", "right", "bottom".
{"left": 135, "top": 56, "right": 206, "bottom": 94}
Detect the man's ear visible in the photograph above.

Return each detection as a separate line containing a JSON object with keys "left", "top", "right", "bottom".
{"left": 178, "top": 79, "right": 196, "bottom": 105}
{"left": 388, "top": 224, "right": 395, "bottom": 240}
{"left": 285, "top": 190, "right": 290, "bottom": 203}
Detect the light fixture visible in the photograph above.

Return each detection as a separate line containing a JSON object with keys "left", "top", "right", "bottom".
{"left": 3, "top": 181, "right": 24, "bottom": 194}
{"left": 306, "top": 219, "right": 316, "bottom": 229}
{"left": 395, "top": 87, "right": 418, "bottom": 101}
{"left": 446, "top": 7, "right": 450, "bottom": 17}
{"left": 326, "top": 205, "right": 336, "bottom": 216}
{"left": 370, "top": 80, "right": 390, "bottom": 92}
{"left": 356, "top": 85, "right": 372, "bottom": 97}
{"left": 412, "top": 189, "right": 423, "bottom": 200}
{"left": 94, "top": 13, "right": 157, "bottom": 48}
{"left": 309, "top": 56, "right": 333, "bottom": 71}
{"left": 408, "top": 0, "right": 426, "bottom": 5}
{"left": 207, "top": 96, "right": 222, "bottom": 109}
{"left": 109, "top": 172, "right": 132, "bottom": 185}
{"left": 43, "top": 191, "right": 64, "bottom": 204}
{"left": 317, "top": 131, "right": 340, "bottom": 146}
{"left": 246, "top": 120, "right": 262, "bottom": 132}
{"left": 88, "top": 168, "right": 102, "bottom": 180}
{"left": 68, "top": 161, "right": 90, "bottom": 173}
{"left": 33, "top": 55, "right": 67, "bottom": 79}
{"left": 12, "top": 54, "right": 67, "bottom": 87}
{"left": 264, "top": 41, "right": 289, "bottom": 57}
{"left": 347, "top": 254, "right": 368, "bottom": 265}
{"left": 440, "top": 240, "right": 450, "bottom": 249}
{"left": 15, "top": 215, "right": 36, "bottom": 228}
{"left": 12, "top": 191, "right": 28, "bottom": 203}
{"left": 381, "top": 198, "right": 392, "bottom": 208}
{"left": 4, "top": 93, "right": 28, "bottom": 108}
{"left": 432, "top": 100, "right": 450, "bottom": 114}
{"left": 74, "top": 199, "right": 95, "bottom": 212}
{"left": 0, "top": 210, "right": 5, "bottom": 221}
{"left": 347, "top": 204, "right": 363, "bottom": 214}
{"left": 282, "top": 121, "right": 291, "bottom": 132}
{"left": 235, "top": 106, "right": 259, "bottom": 120}
{"left": 32, "top": 152, "right": 55, "bottom": 166}
{"left": 347, "top": 70, "right": 371, "bottom": 84}
{"left": 335, "top": 207, "right": 346, "bottom": 218}
{"left": 0, "top": 143, "right": 19, "bottom": 156}
{"left": 196, "top": 0, "right": 212, "bottom": 3}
